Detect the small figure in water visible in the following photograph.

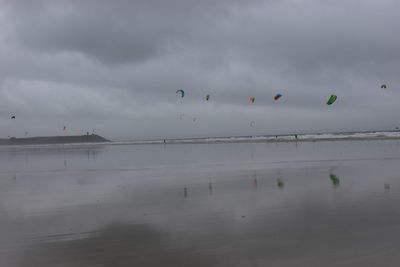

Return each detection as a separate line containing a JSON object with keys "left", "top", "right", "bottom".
{"left": 294, "top": 134, "right": 298, "bottom": 139}
{"left": 163, "top": 139, "right": 166, "bottom": 144}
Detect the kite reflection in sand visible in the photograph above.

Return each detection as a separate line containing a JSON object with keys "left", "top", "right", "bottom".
{"left": 330, "top": 174, "right": 340, "bottom": 186}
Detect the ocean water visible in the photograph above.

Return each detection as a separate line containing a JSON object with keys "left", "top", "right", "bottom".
{"left": 1, "top": 140, "right": 400, "bottom": 266}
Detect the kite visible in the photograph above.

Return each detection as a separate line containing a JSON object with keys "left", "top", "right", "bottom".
{"left": 274, "top": 94, "right": 282, "bottom": 100}
{"left": 176, "top": 90, "right": 185, "bottom": 98}
{"left": 326, "top": 95, "right": 337, "bottom": 105}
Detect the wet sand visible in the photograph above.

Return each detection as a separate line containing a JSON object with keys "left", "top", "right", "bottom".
{"left": 1, "top": 141, "right": 400, "bottom": 266}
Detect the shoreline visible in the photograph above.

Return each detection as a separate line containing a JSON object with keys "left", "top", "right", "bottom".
{"left": 1, "top": 132, "right": 400, "bottom": 147}
{"left": 111, "top": 135, "right": 400, "bottom": 146}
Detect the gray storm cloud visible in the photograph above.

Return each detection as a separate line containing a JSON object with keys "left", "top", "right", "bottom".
{"left": 0, "top": 0, "right": 399, "bottom": 140}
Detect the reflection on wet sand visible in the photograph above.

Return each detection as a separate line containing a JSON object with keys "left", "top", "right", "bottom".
{"left": 15, "top": 185, "right": 400, "bottom": 267}
{"left": 19, "top": 224, "right": 218, "bottom": 267}
{"left": 252, "top": 176, "right": 258, "bottom": 187}
{"left": 277, "top": 178, "right": 284, "bottom": 188}
{"left": 330, "top": 174, "right": 340, "bottom": 187}
{"left": 184, "top": 186, "right": 188, "bottom": 198}
{"left": 2, "top": 141, "right": 400, "bottom": 266}
{"left": 384, "top": 183, "right": 390, "bottom": 191}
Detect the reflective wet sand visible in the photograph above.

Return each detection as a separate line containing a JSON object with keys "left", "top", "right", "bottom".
{"left": 1, "top": 141, "right": 400, "bottom": 266}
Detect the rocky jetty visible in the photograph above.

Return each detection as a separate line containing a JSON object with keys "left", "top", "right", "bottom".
{"left": 0, "top": 134, "right": 110, "bottom": 146}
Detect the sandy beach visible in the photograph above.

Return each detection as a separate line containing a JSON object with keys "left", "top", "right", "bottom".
{"left": 1, "top": 140, "right": 400, "bottom": 266}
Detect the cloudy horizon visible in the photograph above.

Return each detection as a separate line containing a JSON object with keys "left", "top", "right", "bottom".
{"left": 0, "top": 0, "right": 399, "bottom": 140}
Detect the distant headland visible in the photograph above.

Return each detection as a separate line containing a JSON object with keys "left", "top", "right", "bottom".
{"left": 0, "top": 134, "right": 110, "bottom": 146}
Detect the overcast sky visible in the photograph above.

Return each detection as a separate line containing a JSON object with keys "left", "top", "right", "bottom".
{"left": 0, "top": 0, "right": 399, "bottom": 140}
